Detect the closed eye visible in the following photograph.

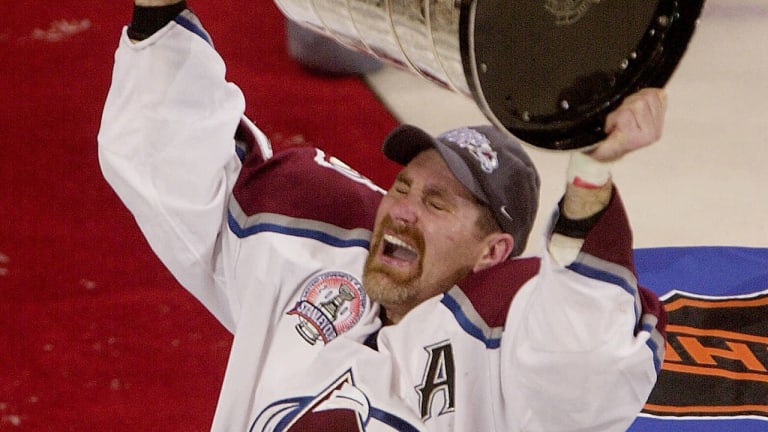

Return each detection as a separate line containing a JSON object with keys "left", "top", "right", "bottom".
{"left": 427, "top": 199, "right": 447, "bottom": 211}
{"left": 390, "top": 183, "right": 409, "bottom": 195}
{"left": 390, "top": 173, "right": 411, "bottom": 195}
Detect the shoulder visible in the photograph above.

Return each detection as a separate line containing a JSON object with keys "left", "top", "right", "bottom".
{"left": 458, "top": 257, "right": 541, "bottom": 327}
{"left": 233, "top": 147, "right": 384, "bottom": 231}
{"left": 440, "top": 257, "right": 541, "bottom": 348}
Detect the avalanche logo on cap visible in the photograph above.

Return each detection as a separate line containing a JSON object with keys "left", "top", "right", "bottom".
{"left": 288, "top": 271, "right": 367, "bottom": 346}
{"left": 439, "top": 128, "right": 499, "bottom": 173}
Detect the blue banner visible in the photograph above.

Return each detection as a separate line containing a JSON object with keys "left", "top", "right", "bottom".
{"left": 628, "top": 247, "right": 768, "bottom": 432}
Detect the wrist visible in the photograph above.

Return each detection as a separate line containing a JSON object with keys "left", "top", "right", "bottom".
{"left": 566, "top": 151, "right": 613, "bottom": 189}
{"left": 560, "top": 151, "right": 614, "bottom": 221}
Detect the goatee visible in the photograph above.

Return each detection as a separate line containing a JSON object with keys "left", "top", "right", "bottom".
{"left": 362, "top": 217, "right": 424, "bottom": 306}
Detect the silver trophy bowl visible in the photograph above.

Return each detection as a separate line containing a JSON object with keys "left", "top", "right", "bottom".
{"left": 275, "top": 0, "right": 704, "bottom": 150}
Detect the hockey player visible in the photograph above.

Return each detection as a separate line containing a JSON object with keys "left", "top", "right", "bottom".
{"left": 98, "top": 1, "right": 668, "bottom": 431}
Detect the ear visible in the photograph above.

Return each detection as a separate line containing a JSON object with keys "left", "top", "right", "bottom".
{"left": 473, "top": 233, "right": 515, "bottom": 273}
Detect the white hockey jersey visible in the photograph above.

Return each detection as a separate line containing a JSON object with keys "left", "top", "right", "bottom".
{"left": 98, "top": 9, "right": 666, "bottom": 432}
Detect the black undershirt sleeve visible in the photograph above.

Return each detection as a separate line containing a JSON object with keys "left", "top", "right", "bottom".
{"left": 127, "top": 1, "right": 188, "bottom": 41}
{"left": 552, "top": 198, "right": 608, "bottom": 239}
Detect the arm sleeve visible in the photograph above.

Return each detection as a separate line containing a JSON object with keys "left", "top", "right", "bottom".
{"left": 97, "top": 9, "right": 266, "bottom": 330}
{"left": 499, "top": 189, "right": 667, "bottom": 432}
{"left": 127, "top": 1, "right": 188, "bottom": 41}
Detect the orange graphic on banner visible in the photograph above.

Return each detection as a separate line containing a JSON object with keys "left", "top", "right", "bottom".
{"left": 643, "top": 290, "right": 768, "bottom": 418}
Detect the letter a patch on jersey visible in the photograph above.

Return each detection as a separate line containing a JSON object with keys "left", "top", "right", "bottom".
{"left": 415, "top": 340, "right": 456, "bottom": 420}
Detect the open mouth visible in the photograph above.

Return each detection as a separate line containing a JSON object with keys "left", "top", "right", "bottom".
{"left": 382, "top": 234, "right": 418, "bottom": 262}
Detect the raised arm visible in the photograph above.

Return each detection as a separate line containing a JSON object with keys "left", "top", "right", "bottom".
{"left": 549, "top": 87, "right": 667, "bottom": 264}
{"left": 498, "top": 88, "right": 668, "bottom": 432}
{"left": 97, "top": 1, "right": 262, "bottom": 330}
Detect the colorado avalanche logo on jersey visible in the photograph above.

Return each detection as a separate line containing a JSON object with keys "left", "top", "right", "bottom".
{"left": 249, "top": 370, "right": 421, "bottom": 432}
{"left": 288, "top": 271, "right": 367, "bottom": 345}
{"left": 438, "top": 128, "right": 498, "bottom": 173}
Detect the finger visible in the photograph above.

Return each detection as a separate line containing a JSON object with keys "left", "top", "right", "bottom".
{"left": 591, "top": 88, "right": 668, "bottom": 161}
{"left": 627, "top": 89, "right": 667, "bottom": 140}
{"left": 636, "top": 89, "right": 666, "bottom": 143}
{"left": 650, "top": 89, "right": 667, "bottom": 139}
{"left": 586, "top": 130, "right": 627, "bottom": 162}
{"left": 604, "top": 107, "right": 641, "bottom": 140}
{"left": 609, "top": 89, "right": 665, "bottom": 141}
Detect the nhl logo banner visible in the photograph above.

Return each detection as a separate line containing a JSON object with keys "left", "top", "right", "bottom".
{"left": 628, "top": 247, "right": 768, "bottom": 432}
{"left": 646, "top": 290, "right": 768, "bottom": 418}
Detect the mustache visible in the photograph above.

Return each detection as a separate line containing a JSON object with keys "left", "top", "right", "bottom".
{"left": 376, "top": 215, "right": 425, "bottom": 252}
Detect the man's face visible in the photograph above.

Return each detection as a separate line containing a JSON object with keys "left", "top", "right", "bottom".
{"left": 363, "top": 149, "right": 489, "bottom": 322}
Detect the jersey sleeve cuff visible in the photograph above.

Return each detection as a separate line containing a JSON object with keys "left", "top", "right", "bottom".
{"left": 552, "top": 196, "right": 609, "bottom": 239}
{"left": 127, "top": 1, "right": 188, "bottom": 41}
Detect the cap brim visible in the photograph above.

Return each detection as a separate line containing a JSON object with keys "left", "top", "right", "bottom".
{"left": 381, "top": 124, "right": 438, "bottom": 165}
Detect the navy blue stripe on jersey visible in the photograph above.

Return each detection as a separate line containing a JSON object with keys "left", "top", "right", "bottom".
{"left": 232, "top": 147, "right": 381, "bottom": 235}
{"left": 569, "top": 253, "right": 666, "bottom": 373}
{"left": 568, "top": 260, "right": 637, "bottom": 298}
{"left": 235, "top": 142, "right": 247, "bottom": 162}
{"left": 228, "top": 192, "right": 373, "bottom": 248}
{"left": 228, "top": 211, "right": 371, "bottom": 249}
{"left": 455, "top": 257, "right": 540, "bottom": 330}
{"left": 174, "top": 12, "right": 212, "bottom": 45}
{"left": 567, "top": 253, "right": 642, "bottom": 324}
{"left": 441, "top": 288, "right": 503, "bottom": 349}
{"left": 641, "top": 315, "right": 665, "bottom": 373}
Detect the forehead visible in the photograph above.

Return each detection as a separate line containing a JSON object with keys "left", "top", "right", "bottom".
{"left": 399, "top": 149, "right": 477, "bottom": 202}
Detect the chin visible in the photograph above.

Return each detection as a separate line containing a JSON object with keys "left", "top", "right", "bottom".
{"left": 362, "top": 266, "right": 415, "bottom": 307}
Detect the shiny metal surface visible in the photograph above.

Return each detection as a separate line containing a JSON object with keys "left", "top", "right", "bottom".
{"left": 346, "top": 0, "right": 413, "bottom": 71}
{"left": 273, "top": 0, "right": 704, "bottom": 150}
{"left": 275, "top": 0, "right": 466, "bottom": 90}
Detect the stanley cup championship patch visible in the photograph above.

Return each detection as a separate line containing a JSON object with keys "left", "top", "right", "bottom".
{"left": 288, "top": 271, "right": 368, "bottom": 346}
{"left": 629, "top": 247, "right": 768, "bottom": 432}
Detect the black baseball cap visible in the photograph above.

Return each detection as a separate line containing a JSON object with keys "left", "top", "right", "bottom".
{"left": 382, "top": 124, "right": 540, "bottom": 257}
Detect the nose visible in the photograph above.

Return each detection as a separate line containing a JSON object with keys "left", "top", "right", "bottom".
{"left": 388, "top": 193, "right": 418, "bottom": 226}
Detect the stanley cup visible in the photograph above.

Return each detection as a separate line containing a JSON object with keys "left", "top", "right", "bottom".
{"left": 274, "top": 0, "right": 703, "bottom": 150}
{"left": 275, "top": 0, "right": 470, "bottom": 94}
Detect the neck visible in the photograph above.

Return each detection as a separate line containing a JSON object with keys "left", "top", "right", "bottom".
{"left": 380, "top": 306, "right": 403, "bottom": 326}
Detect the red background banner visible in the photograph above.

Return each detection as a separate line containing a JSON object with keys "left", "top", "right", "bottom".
{"left": 0, "top": 1, "right": 398, "bottom": 429}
